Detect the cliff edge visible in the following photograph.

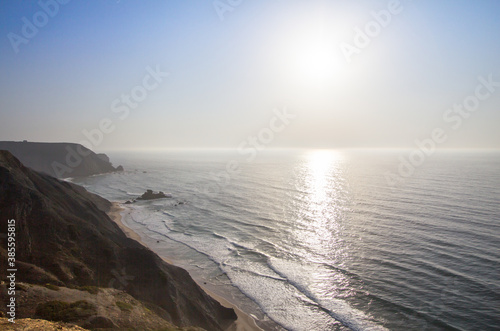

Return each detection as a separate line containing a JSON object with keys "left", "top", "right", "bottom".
{"left": 0, "top": 150, "right": 236, "bottom": 330}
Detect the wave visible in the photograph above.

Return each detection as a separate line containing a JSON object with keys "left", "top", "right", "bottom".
{"left": 266, "top": 257, "right": 388, "bottom": 331}
{"left": 162, "top": 211, "right": 176, "bottom": 218}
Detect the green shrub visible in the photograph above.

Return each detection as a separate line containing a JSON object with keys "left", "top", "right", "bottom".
{"left": 35, "top": 300, "right": 96, "bottom": 322}
{"left": 44, "top": 284, "right": 60, "bottom": 291}
{"left": 115, "top": 301, "right": 133, "bottom": 312}
{"left": 76, "top": 285, "right": 100, "bottom": 294}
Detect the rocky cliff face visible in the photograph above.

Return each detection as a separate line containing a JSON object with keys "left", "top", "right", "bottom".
{"left": 0, "top": 141, "right": 123, "bottom": 178}
{"left": 0, "top": 150, "right": 236, "bottom": 330}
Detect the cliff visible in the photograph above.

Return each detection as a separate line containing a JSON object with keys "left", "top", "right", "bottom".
{"left": 0, "top": 150, "right": 236, "bottom": 330}
{"left": 0, "top": 141, "right": 123, "bottom": 178}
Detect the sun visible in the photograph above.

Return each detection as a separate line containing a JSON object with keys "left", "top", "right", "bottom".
{"left": 297, "top": 43, "right": 333, "bottom": 81}
{"left": 289, "top": 33, "right": 342, "bottom": 87}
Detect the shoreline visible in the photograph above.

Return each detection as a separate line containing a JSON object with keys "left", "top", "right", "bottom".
{"left": 107, "top": 202, "right": 263, "bottom": 331}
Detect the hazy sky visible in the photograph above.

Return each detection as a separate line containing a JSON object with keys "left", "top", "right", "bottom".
{"left": 1, "top": 0, "right": 499, "bottom": 151}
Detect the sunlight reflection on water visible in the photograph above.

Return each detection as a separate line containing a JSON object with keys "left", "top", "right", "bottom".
{"left": 296, "top": 150, "right": 348, "bottom": 254}
{"left": 290, "top": 151, "right": 351, "bottom": 286}
{"left": 285, "top": 150, "right": 387, "bottom": 330}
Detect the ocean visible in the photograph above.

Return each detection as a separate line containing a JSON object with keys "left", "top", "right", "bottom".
{"left": 73, "top": 149, "right": 500, "bottom": 331}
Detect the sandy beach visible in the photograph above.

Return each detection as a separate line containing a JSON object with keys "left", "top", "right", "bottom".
{"left": 107, "top": 202, "right": 262, "bottom": 331}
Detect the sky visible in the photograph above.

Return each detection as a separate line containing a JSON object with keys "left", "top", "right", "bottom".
{"left": 1, "top": 0, "right": 499, "bottom": 151}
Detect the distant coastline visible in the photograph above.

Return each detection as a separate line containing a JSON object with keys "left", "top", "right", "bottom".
{"left": 0, "top": 141, "right": 123, "bottom": 178}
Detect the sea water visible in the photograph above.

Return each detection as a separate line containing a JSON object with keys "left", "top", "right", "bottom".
{"left": 74, "top": 149, "right": 500, "bottom": 331}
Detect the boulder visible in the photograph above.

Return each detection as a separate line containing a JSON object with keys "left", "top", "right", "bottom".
{"left": 137, "top": 190, "right": 172, "bottom": 201}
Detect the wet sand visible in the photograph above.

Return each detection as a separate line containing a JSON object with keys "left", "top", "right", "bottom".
{"left": 107, "top": 202, "right": 262, "bottom": 331}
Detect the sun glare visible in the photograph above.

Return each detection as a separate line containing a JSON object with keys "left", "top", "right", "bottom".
{"left": 288, "top": 31, "right": 343, "bottom": 87}
{"left": 297, "top": 45, "right": 333, "bottom": 83}
{"left": 306, "top": 150, "right": 342, "bottom": 204}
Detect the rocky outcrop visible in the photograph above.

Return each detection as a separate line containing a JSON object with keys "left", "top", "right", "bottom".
{"left": 0, "top": 151, "right": 236, "bottom": 330}
{"left": 137, "top": 190, "right": 172, "bottom": 201}
{"left": 96, "top": 153, "right": 110, "bottom": 163}
{"left": 0, "top": 141, "right": 123, "bottom": 178}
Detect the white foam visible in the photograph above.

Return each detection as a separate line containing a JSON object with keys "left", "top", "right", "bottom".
{"left": 268, "top": 257, "right": 388, "bottom": 331}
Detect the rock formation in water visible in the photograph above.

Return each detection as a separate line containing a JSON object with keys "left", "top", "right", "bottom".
{"left": 0, "top": 150, "right": 236, "bottom": 330}
{"left": 137, "top": 189, "right": 172, "bottom": 201}
{"left": 0, "top": 141, "right": 123, "bottom": 178}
